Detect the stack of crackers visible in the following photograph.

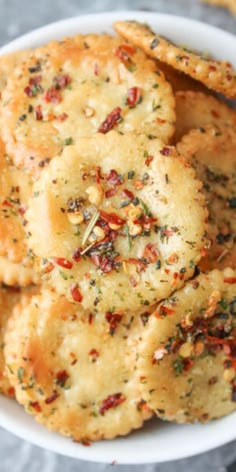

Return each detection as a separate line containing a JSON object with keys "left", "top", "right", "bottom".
{"left": 0, "top": 20, "right": 235, "bottom": 443}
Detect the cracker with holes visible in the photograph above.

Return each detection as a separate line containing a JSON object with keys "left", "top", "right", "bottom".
{"left": 114, "top": 21, "right": 236, "bottom": 98}
{"left": 5, "top": 289, "right": 153, "bottom": 441}
{"left": 177, "top": 125, "right": 236, "bottom": 271}
{"left": 0, "top": 34, "right": 175, "bottom": 176}
{"left": 26, "top": 132, "right": 208, "bottom": 312}
{"left": 175, "top": 91, "right": 236, "bottom": 143}
{"left": 136, "top": 268, "right": 236, "bottom": 423}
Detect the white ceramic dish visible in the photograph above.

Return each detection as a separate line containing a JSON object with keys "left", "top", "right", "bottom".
{"left": 0, "top": 11, "right": 235, "bottom": 464}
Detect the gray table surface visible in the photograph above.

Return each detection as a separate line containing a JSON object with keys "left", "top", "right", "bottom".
{"left": 0, "top": 0, "right": 235, "bottom": 470}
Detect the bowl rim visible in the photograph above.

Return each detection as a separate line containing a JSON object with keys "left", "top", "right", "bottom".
{"left": 0, "top": 10, "right": 236, "bottom": 464}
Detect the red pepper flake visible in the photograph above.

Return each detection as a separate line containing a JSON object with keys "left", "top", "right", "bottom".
{"left": 72, "top": 248, "right": 81, "bottom": 262}
{"left": 30, "top": 401, "right": 42, "bottom": 412}
{"left": 98, "top": 107, "right": 122, "bottom": 134}
{"left": 55, "top": 370, "right": 69, "bottom": 388}
{"left": 209, "top": 65, "right": 217, "bottom": 71}
{"left": 2, "top": 200, "right": 13, "bottom": 208}
{"left": 44, "top": 86, "right": 62, "bottom": 104}
{"left": 126, "top": 257, "right": 147, "bottom": 272}
{"left": 81, "top": 439, "right": 91, "bottom": 447}
{"left": 126, "top": 87, "right": 142, "bottom": 107}
{"left": 122, "top": 188, "right": 134, "bottom": 199}
{"left": 43, "top": 261, "right": 54, "bottom": 274}
{"left": 89, "top": 348, "right": 100, "bottom": 361}
{"left": 7, "top": 386, "right": 15, "bottom": 397}
{"left": 156, "top": 305, "right": 174, "bottom": 317}
{"left": 105, "top": 188, "right": 117, "bottom": 198}
{"left": 145, "top": 155, "right": 154, "bottom": 167}
{"left": 160, "top": 147, "right": 173, "bottom": 156}
{"left": 105, "top": 169, "right": 123, "bottom": 186}
{"left": 137, "top": 399, "right": 149, "bottom": 412}
{"left": 88, "top": 313, "right": 93, "bottom": 324}
{"left": 53, "top": 74, "right": 71, "bottom": 89}
{"left": 105, "top": 312, "right": 123, "bottom": 335}
{"left": 142, "top": 243, "right": 160, "bottom": 264}
{"left": 29, "top": 75, "right": 42, "bottom": 86}
{"left": 57, "top": 112, "right": 68, "bottom": 122}
{"left": 224, "top": 277, "right": 236, "bottom": 284}
{"left": 211, "top": 109, "right": 220, "bottom": 118}
{"left": 99, "top": 392, "right": 126, "bottom": 415}
{"left": 100, "top": 210, "right": 125, "bottom": 227}
{"left": 53, "top": 257, "right": 73, "bottom": 269}
{"left": 90, "top": 254, "right": 113, "bottom": 274}
{"left": 183, "top": 358, "right": 194, "bottom": 372}
{"left": 45, "top": 391, "right": 60, "bottom": 404}
{"left": 35, "top": 104, "right": 43, "bottom": 121}
{"left": 70, "top": 283, "right": 83, "bottom": 302}
{"left": 115, "top": 44, "right": 136, "bottom": 60}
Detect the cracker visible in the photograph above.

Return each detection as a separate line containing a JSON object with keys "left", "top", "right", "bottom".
{"left": 0, "top": 137, "right": 32, "bottom": 262}
{"left": 202, "top": 0, "right": 236, "bottom": 15}
{"left": 0, "top": 136, "right": 39, "bottom": 286}
{"left": 5, "top": 289, "right": 152, "bottom": 441}
{"left": 26, "top": 132, "right": 208, "bottom": 312}
{"left": 0, "top": 286, "right": 21, "bottom": 396}
{"left": 177, "top": 125, "right": 236, "bottom": 271}
{"left": 0, "top": 34, "right": 175, "bottom": 176}
{"left": 175, "top": 91, "right": 236, "bottom": 143}
{"left": 136, "top": 268, "right": 236, "bottom": 423}
{"left": 114, "top": 21, "right": 236, "bottom": 98}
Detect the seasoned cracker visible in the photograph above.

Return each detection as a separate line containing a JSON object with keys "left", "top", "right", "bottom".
{"left": 26, "top": 132, "right": 208, "bottom": 312}
{"left": 114, "top": 21, "right": 236, "bottom": 98}
{"left": 202, "top": 0, "right": 236, "bottom": 15}
{"left": 175, "top": 91, "right": 236, "bottom": 143}
{"left": 0, "top": 34, "right": 175, "bottom": 176}
{"left": 5, "top": 290, "right": 152, "bottom": 441}
{"left": 0, "top": 137, "right": 39, "bottom": 286}
{"left": 0, "top": 137, "right": 32, "bottom": 262}
{"left": 177, "top": 125, "right": 236, "bottom": 271}
{"left": 0, "top": 286, "right": 21, "bottom": 396}
{"left": 136, "top": 268, "right": 236, "bottom": 423}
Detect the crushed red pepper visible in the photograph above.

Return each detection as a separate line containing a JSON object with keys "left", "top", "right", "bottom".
{"left": 99, "top": 392, "right": 126, "bottom": 415}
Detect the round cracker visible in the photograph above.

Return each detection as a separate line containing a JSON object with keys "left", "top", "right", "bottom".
{"left": 26, "top": 132, "right": 208, "bottom": 312}
{"left": 114, "top": 21, "right": 236, "bottom": 98}
{"left": 202, "top": 0, "right": 236, "bottom": 15}
{"left": 0, "top": 34, "right": 175, "bottom": 176}
{"left": 177, "top": 125, "right": 236, "bottom": 271}
{"left": 0, "top": 286, "right": 21, "bottom": 396}
{"left": 175, "top": 91, "right": 236, "bottom": 143}
{"left": 136, "top": 268, "right": 236, "bottom": 423}
{"left": 5, "top": 289, "right": 152, "bottom": 441}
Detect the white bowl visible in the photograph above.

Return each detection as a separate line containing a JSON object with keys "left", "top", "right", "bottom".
{"left": 0, "top": 11, "right": 235, "bottom": 465}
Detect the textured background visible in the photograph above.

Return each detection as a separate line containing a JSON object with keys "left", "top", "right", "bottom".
{"left": 0, "top": 0, "right": 235, "bottom": 470}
